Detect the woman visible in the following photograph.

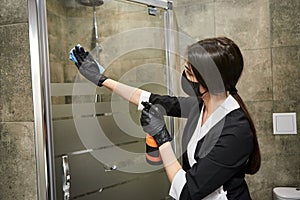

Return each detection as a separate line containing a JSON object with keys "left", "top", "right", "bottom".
{"left": 72, "top": 37, "right": 261, "bottom": 199}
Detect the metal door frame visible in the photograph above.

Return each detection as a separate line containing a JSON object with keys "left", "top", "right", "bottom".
{"left": 28, "top": 0, "right": 55, "bottom": 199}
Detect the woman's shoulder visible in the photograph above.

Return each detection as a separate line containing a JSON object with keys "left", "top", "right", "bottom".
{"left": 222, "top": 108, "right": 253, "bottom": 140}
{"left": 225, "top": 108, "right": 249, "bottom": 125}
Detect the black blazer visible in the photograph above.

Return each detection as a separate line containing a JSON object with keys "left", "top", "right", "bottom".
{"left": 149, "top": 94, "right": 254, "bottom": 200}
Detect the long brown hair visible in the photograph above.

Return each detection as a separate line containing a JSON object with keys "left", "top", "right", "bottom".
{"left": 187, "top": 37, "right": 261, "bottom": 174}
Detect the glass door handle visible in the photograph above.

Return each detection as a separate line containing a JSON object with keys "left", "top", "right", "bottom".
{"left": 62, "top": 155, "right": 70, "bottom": 200}
{"left": 103, "top": 164, "right": 117, "bottom": 172}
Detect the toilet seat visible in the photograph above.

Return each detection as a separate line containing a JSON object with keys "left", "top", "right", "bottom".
{"left": 273, "top": 187, "right": 300, "bottom": 200}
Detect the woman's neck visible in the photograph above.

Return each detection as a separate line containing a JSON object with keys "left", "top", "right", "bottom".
{"left": 201, "top": 92, "right": 228, "bottom": 125}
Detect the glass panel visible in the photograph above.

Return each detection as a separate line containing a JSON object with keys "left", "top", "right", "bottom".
{"left": 46, "top": 0, "right": 175, "bottom": 199}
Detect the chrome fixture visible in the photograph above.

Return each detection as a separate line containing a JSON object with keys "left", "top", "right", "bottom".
{"left": 76, "top": 0, "right": 103, "bottom": 7}
{"left": 126, "top": 0, "right": 169, "bottom": 9}
{"left": 62, "top": 156, "right": 70, "bottom": 200}
{"left": 148, "top": 6, "right": 157, "bottom": 16}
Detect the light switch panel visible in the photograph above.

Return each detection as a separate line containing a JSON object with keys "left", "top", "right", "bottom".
{"left": 273, "top": 113, "right": 297, "bottom": 134}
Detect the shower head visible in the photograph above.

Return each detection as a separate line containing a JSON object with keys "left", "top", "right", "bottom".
{"left": 76, "top": 0, "right": 104, "bottom": 7}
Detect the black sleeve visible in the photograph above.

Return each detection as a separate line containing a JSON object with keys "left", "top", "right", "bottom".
{"left": 179, "top": 116, "right": 254, "bottom": 199}
{"left": 149, "top": 94, "right": 200, "bottom": 118}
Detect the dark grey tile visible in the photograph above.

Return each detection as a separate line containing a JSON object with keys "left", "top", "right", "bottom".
{"left": 274, "top": 154, "right": 300, "bottom": 186}
{"left": 0, "top": 24, "right": 33, "bottom": 122}
{"left": 271, "top": 101, "right": 299, "bottom": 153}
{"left": 273, "top": 100, "right": 298, "bottom": 113}
{"left": 0, "top": 122, "right": 37, "bottom": 200}
{"left": 246, "top": 99, "right": 300, "bottom": 196}
{"left": 0, "top": 0, "right": 28, "bottom": 25}
{"left": 244, "top": 101, "right": 273, "bottom": 137}
{"left": 242, "top": 101, "right": 275, "bottom": 196}
{"left": 273, "top": 135, "right": 300, "bottom": 155}
{"left": 272, "top": 46, "right": 300, "bottom": 101}
{"left": 246, "top": 154, "right": 277, "bottom": 200}
{"left": 270, "top": 0, "right": 300, "bottom": 47}
{"left": 273, "top": 100, "right": 300, "bottom": 145}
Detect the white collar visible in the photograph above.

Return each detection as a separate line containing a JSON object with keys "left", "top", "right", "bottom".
{"left": 187, "top": 95, "right": 240, "bottom": 166}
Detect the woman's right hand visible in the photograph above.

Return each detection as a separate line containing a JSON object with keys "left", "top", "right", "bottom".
{"left": 140, "top": 102, "right": 172, "bottom": 147}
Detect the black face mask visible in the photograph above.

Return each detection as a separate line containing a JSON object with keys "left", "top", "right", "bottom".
{"left": 181, "top": 71, "right": 207, "bottom": 97}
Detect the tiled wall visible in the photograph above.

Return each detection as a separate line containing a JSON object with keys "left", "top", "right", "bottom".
{"left": 0, "top": 0, "right": 37, "bottom": 199}
{"left": 173, "top": 0, "right": 299, "bottom": 199}
{"left": 0, "top": 0, "right": 299, "bottom": 199}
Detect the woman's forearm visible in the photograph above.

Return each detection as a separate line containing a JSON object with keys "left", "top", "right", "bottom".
{"left": 103, "top": 80, "right": 181, "bottom": 182}
{"left": 159, "top": 142, "right": 182, "bottom": 183}
{"left": 102, "top": 78, "right": 143, "bottom": 106}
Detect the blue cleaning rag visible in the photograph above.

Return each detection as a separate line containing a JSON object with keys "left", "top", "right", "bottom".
{"left": 69, "top": 44, "right": 81, "bottom": 63}
{"left": 69, "top": 44, "right": 105, "bottom": 74}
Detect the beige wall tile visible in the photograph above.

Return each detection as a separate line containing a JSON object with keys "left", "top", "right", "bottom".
{"left": 174, "top": 2, "right": 215, "bottom": 40}
{"left": 238, "top": 49, "right": 272, "bottom": 101}
{"left": 215, "top": 0, "right": 270, "bottom": 49}
{"left": 174, "top": 0, "right": 214, "bottom": 7}
{"left": 49, "top": 62, "right": 65, "bottom": 83}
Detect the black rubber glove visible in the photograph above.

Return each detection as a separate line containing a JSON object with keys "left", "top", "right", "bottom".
{"left": 140, "top": 102, "right": 172, "bottom": 147}
{"left": 73, "top": 46, "right": 107, "bottom": 87}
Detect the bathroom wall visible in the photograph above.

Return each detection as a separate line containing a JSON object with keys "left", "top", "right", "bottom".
{"left": 0, "top": 0, "right": 37, "bottom": 199}
{"left": 0, "top": 0, "right": 299, "bottom": 200}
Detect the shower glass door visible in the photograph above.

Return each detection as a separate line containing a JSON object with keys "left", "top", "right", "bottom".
{"left": 46, "top": 0, "right": 179, "bottom": 199}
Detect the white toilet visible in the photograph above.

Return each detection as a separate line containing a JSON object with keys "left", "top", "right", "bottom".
{"left": 273, "top": 187, "right": 300, "bottom": 200}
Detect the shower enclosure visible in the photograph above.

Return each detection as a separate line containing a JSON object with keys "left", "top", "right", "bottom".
{"left": 28, "top": 0, "right": 184, "bottom": 199}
